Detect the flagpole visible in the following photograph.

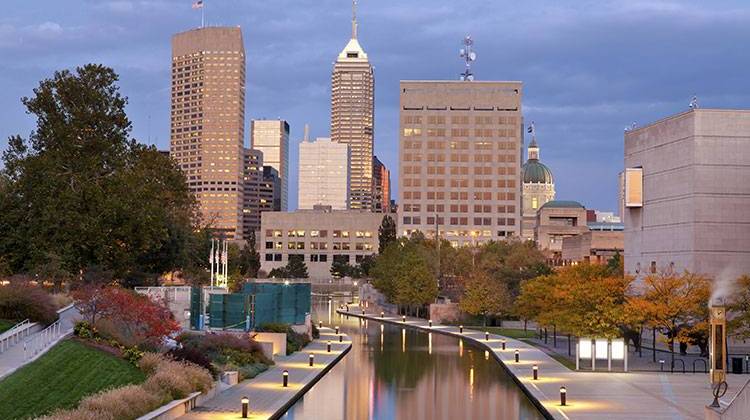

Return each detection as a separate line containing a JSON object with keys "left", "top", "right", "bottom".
{"left": 210, "top": 239, "right": 214, "bottom": 288}
{"left": 201, "top": 5, "right": 204, "bottom": 28}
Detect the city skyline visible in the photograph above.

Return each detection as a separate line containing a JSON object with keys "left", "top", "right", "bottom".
{"left": 2, "top": 1, "right": 750, "bottom": 213}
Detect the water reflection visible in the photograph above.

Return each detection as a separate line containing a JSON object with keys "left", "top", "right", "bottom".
{"left": 283, "top": 296, "right": 544, "bottom": 420}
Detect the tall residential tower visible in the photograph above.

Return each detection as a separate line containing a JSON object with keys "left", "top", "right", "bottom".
{"left": 170, "top": 27, "right": 246, "bottom": 239}
{"left": 331, "top": 2, "right": 375, "bottom": 210}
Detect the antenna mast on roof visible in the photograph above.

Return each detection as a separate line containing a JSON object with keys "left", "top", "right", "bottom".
{"left": 303, "top": 124, "right": 310, "bottom": 142}
{"left": 459, "top": 35, "right": 476, "bottom": 81}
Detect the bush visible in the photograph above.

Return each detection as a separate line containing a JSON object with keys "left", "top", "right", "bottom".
{"left": 77, "top": 384, "right": 163, "bottom": 419}
{"left": 311, "top": 323, "right": 320, "bottom": 339}
{"left": 74, "top": 321, "right": 96, "bottom": 339}
{"left": 123, "top": 346, "right": 144, "bottom": 365}
{"left": 0, "top": 284, "right": 57, "bottom": 325}
{"left": 50, "top": 293, "right": 74, "bottom": 310}
{"left": 142, "top": 359, "right": 212, "bottom": 400}
{"left": 237, "top": 362, "right": 269, "bottom": 381}
{"left": 257, "top": 323, "right": 311, "bottom": 355}
{"left": 138, "top": 352, "right": 166, "bottom": 376}
{"left": 168, "top": 346, "right": 217, "bottom": 378}
{"left": 38, "top": 408, "right": 116, "bottom": 420}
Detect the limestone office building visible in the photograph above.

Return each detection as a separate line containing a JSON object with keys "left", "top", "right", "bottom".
{"left": 623, "top": 108, "right": 750, "bottom": 281}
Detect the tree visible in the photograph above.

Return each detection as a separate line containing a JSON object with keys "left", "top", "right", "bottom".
{"left": 237, "top": 232, "right": 260, "bottom": 277}
{"left": 627, "top": 271, "right": 710, "bottom": 364}
{"left": 394, "top": 247, "right": 438, "bottom": 317}
{"left": 357, "top": 254, "right": 377, "bottom": 277}
{"left": 330, "top": 260, "right": 356, "bottom": 279}
{"left": 269, "top": 256, "right": 309, "bottom": 279}
{"left": 378, "top": 215, "right": 397, "bottom": 253}
{"left": 460, "top": 270, "right": 512, "bottom": 326}
{"left": 0, "top": 64, "right": 198, "bottom": 285}
{"left": 728, "top": 275, "right": 750, "bottom": 340}
{"left": 606, "top": 252, "right": 624, "bottom": 277}
{"left": 371, "top": 242, "right": 403, "bottom": 302}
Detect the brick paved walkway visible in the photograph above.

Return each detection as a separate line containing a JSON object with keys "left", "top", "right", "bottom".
{"left": 182, "top": 327, "right": 351, "bottom": 420}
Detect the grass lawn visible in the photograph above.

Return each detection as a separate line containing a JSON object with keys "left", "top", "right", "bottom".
{"left": 0, "top": 339, "right": 146, "bottom": 419}
{"left": 468, "top": 326, "right": 538, "bottom": 339}
{"left": 0, "top": 319, "right": 16, "bottom": 334}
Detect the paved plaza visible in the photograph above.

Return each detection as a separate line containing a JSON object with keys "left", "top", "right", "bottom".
{"left": 345, "top": 309, "right": 749, "bottom": 420}
{"left": 182, "top": 327, "right": 351, "bottom": 419}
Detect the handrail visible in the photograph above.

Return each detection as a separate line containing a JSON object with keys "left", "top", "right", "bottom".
{"left": 693, "top": 358, "right": 708, "bottom": 374}
{"left": 24, "top": 319, "right": 64, "bottom": 360}
{"left": 0, "top": 319, "right": 30, "bottom": 339}
{"left": 0, "top": 319, "right": 34, "bottom": 353}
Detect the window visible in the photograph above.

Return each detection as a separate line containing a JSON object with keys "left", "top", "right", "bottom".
{"left": 650, "top": 261, "right": 657, "bottom": 274}
{"left": 265, "top": 241, "right": 273, "bottom": 249}
{"left": 532, "top": 197, "right": 539, "bottom": 209}
{"left": 333, "top": 230, "right": 350, "bottom": 238}
{"left": 333, "top": 255, "right": 350, "bottom": 264}
{"left": 274, "top": 254, "right": 282, "bottom": 262}
{"left": 288, "top": 230, "right": 305, "bottom": 238}
{"left": 265, "top": 254, "right": 273, "bottom": 261}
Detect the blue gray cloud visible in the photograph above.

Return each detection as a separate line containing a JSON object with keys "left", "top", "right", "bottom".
{"left": 2, "top": 0, "right": 749, "bottom": 212}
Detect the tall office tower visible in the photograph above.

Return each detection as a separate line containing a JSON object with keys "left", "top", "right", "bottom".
{"left": 398, "top": 81, "right": 523, "bottom": 246}
{"left": 242, "top": 148, "right": 264, "bottom": 239}
{"left": 331, "top": 2, "right": 374, "bottom": 210}
{"left": 261, "top": 166, "right": 281, "bottom": 213}
{"left": 170, "top": 27, "right": 246, "bottom": 239}
{"left": 372, "top": 156, "right": 391, "bottom": 213}
{"left": 298, "top": 137, "right": 350, "bottom": 210}
{"left": 251, "top": 120, "right": 289, "bottom": 211}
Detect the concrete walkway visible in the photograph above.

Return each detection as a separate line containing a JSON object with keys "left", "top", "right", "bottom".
{"left": 182, "top": 327, "right": 351, "bottom": 420}
{"left": 344, "top": 309, "right": 747, "bottom": 420}
{"left": 0, "top": 305, "right": 80, "bottom": 380}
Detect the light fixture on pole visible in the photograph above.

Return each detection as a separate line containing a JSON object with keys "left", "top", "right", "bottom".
{"left": 501, "top": 339, "right": 506, "bottom": 350}
{"left": 485, "top": 331, "right": 489, "bottom": 341}
{"left": 560, "top": 386, "right": 567, "bottom": 406}
{"left": 241, "top": 396, "right": 249, "bottom": 418}
{"left": 515, "top": 350, "right": 520, "bottom": 363}
{"left": 459, "top": 325, "right": 464, "bottom": 334}
{"left": 309, "top": 354, "right": 314, "bottom": 367}
{"left": 533, "top": 365, "right": 538, "bottom": 380}
{"left": 327, "top": 341, "right": 331, "bottom": 352}
{"left": 282, "top": 370, "right": 289, "bottom": 387}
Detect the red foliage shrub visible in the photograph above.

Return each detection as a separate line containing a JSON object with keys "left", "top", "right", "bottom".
{"left": 0, "top": 283, "right": 57, "bottom": 325}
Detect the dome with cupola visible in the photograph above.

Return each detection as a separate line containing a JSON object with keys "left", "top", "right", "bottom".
{"left": 521, "top": 138, "right": 554, "bottom": 184}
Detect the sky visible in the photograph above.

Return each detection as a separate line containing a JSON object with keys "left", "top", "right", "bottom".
{"left": 2, "top": 0, "right": 750, "bottom": 212}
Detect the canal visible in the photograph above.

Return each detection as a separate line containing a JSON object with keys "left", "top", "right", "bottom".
{"left": 282, "top": 296, "right": 545, "bottom": 420}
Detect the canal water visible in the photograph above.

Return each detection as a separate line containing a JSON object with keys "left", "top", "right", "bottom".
{"left": 282, "top": 296, "right": 544, "bottom": 420}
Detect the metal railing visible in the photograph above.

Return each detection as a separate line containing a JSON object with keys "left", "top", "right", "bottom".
{"left": 24, "top": 320, "right": 64, "bottom": 360}
{"left": 0, "top": 319, "right": 32, "bottom": 354}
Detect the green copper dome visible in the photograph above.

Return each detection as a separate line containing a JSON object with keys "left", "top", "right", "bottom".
{"left": 522, "top": 159, "right": 554, "bottom": 184}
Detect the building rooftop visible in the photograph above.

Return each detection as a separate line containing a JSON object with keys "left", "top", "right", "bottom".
{"left": 540, "top": 200, "right": 584, "bottom": 209}
{"left": 522, "top": 160, "right": 554, "bottom": 184}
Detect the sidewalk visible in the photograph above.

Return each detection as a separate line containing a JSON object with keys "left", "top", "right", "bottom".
{"left": 0, "top": 305, "right": 80, "bottom": 380}
{"left": 182, "top": 327, "right": 351, "bottom": 420}
{"left": 346, "top": 309, "right": 747, "bottom": 420}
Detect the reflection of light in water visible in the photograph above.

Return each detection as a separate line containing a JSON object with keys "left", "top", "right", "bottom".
{"left": 469, "top": 367, "right": 474, "bottom": 400}
{"left": 485, "top": 350, "right": 489, "bottom": 360}
{"left": 429, "top": 333, "right": 432, "bottom": 355}
{"left": 402, "top": 328, "right": 406, "bottom": 353}
{"left": 380, "top": 331, "right": 384, "bottom": 352}
{"left": 380, "top": 324, "right": 384, "bottom": 332}
{"left": 459, "top": 339, "right": 464, "bottom": 357}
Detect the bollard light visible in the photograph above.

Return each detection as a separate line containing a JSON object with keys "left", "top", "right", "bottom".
{"left": 402, "top": 315, "right": 406, "bottom": 323}
{"left": 381, "top": 311, "right": 385, "bottom": 318}
{"left": 327, "top": 341, "right": 332, "bottom": 352}
{"left": 659, "top": 360, "right": 665, "bottom": 371}
{"left": 309, "top": 354, "right": 314, "bottom": 367}
{"left": 318, "top": 321, "right": 323, "bottom": 329}
{"left": 362, "top": 309, "right": 365, "bottom": 315}
{"left": 501, "top": 339, "right": 506, "bottom": 350}
{"left": 282, "top": 370, "right": 289, "bottom": 387}
{"left": 485, "top": 331, "right": 489, "bottom": 341}
{"left": 560, "top": 386, "right": 567, "bottom": 406}
{"left": 429, "top": 320, "right": 433, "bottom": 328}
{"left": 515, "top": 350, "right": 520, "bottom": 363}
{"left": 533, "top": 365, "right": 538, "bottom": 380}
{"left": 459, "top": 325, "right": 464, "bottom": 334}
{"left": 241, "top": 396, "right": 249, "bottom": 418}
{"left": 339, "top": 334, "right": 343, "bottom": 343}
{"left": 335, "top": 326, "right": 340, "bottom": 334}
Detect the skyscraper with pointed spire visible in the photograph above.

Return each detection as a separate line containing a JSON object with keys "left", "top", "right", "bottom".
{"left": 331, "top": 0, "right": 375, "bottom": 210}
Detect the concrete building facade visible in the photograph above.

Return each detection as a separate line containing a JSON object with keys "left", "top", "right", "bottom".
{"left": 260, "top": 209, "right": 383, "bottom": 280}
{"left": 562, "top": 231, "right": 624, "bottom": 265}
{"left": 534, "top": 200, "right": 589, "bottom": 260}
{"left": 624, "top": 109, "right": 750, "bottom": 280}
{"left": 251, "top": 119, "right": 289, "bottom": 211}
{"left": 170, "top": 27, "right": 246, "bottom": 239}
{"left": 397, "top": 80, "right": 523, "bottom": 246}
{"left": 331, "top": 9, "right": 375, "bottom": 211}
{"left": 298, "top": 137, "right": 350, "bottom": 210}
{"left": 242, "top": 148, "right": 264, "bottom": 239}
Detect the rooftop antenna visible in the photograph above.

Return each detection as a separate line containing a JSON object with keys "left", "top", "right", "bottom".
{"left": 689, "top": 95, "right": 699, "bottom": 110}
{"left": 351, "top": 0, "right": 358, "bottom": 39}
{"left": 303, "top": 124, "right": 310, "bottom": 142}
{"left": 459, "top": 35, "right": 476, "bottom": 81}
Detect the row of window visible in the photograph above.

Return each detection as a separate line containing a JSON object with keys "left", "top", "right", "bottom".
{"left": 403, "top": 178, "right": 517, "bottom": 188}
{"left": 265, "top": 241, "right": 374, "bottom": 251}
{"left": 264, "top": 254, "right": 366, "bottom": 263}
{"left": 265, "top": 230, "right": 373, "bottom": 238}
{"left": 402, "top": 217, "right": 516, "bottom": 226}
{"left": 402, "top": 204, "right": 517, "bottom": 213}
{"left": 402, "top": 116, "right": 519, "bottom": 125}
{"left": 402, "top": 153, "right": 517, "bottom": 163}
{"left": 402, "top": 191, "right": 517, "bottom": 201}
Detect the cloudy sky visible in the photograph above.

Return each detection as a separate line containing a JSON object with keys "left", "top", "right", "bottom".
{"left": 2, "top": 0, "right": 749, "bottom": 212}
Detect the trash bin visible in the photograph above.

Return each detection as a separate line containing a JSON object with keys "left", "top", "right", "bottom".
{"left": 731, "top": 357, "right": 743, "bottom": 374}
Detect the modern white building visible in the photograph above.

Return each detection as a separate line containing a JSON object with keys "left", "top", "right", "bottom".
{"left": 252, "top": 119, "right": 290, "bottom": 211}
{"left": 298, "top": 138, "right": 350, "bottom": 210}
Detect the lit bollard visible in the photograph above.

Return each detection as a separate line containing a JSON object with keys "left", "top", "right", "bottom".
{"left": 560, "top": 386, "right": 567, "bottom": 406}
{"left": 485, "top": 331, "right": 489, "bottom": 341}
{"left": 335, "top": 326, "right": 340, "bottom": 334}
{"left": 515, "top": 350, "right": 520, "bottom": 363}
{"left": 362, "top": 309, "right": 365, "bottom": 315}
{"left": 309, "top": 354, "right": 314, "bottom": 367}
{"left": 380, "top": 311, "right": 384, "bottom": 318}
{"left": 339, "top": 334, "right": 343, "bottom": 343}
{"left": 282, "top": 370, "right": 289, "bottom": 387}
{"left": 319, "top": 321, "right": 322, "bottom": 329}
{"left": 533, "top": 365, "right": 538, "bottom": 380}
{"left": 459, "top": 325, "right": 463, "bottom": 334}
{"left": 659, "top": 360, "right": 665, "bottom": 371}
{"left": 501, "top": 339, "right": 506, "bottom": 350}
{"left": 402, "top": 315, "right": 406, "bottom": 323}
{"left": 241, "top": 396, "right": 249, "bottom": 418}
{"left": 327, "top": 341, "right": 332, "bottom": 353}
{"left": 429, "top": 320, "right": 433, "bottom": 328}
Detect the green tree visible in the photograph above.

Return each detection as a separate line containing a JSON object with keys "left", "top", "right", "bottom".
{"left": 0, "top": 64, "right": 198, "bottom": 285}
{"left": 237, "top": 232, "right": 261, "bottom": 277}
{"left": 371, "top": 242, "right": 402, "bottom": 301}
{"left": 459, "top": 270, "right": 512, "bottom": 326}
{"left": 330, "top": 260, "right": 357, "bottom": 278}
{"left": 378, "top": 215, "right": 397, "bottom": 253}
{"left": 606, "top": 251, "right": 624, "bottom": 277}
{"left": 270, "top": 255, "right": 309, "bottom": 279}
{"left": 356, "top": 254, "right": 377, "bottom": 277}
{"left": 394, "top": 246, "right": 437, "bottom": 317}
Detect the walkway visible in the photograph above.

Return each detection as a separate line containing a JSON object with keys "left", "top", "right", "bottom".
{"left": 182, "top": 327, "right": 351, "bottom": 420}
{"left": 0, "top": 305, "right": 80, "bottom": 380}
{"left": 343, "top": 309, "right": 747, "bottom": 420}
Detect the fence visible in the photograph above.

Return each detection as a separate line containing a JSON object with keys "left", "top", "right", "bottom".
{"left": 24, "top": 319, "right": 64, "bottom": 360}
{"left": 0, "top": 319, "right": 33, "bottom": 353}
